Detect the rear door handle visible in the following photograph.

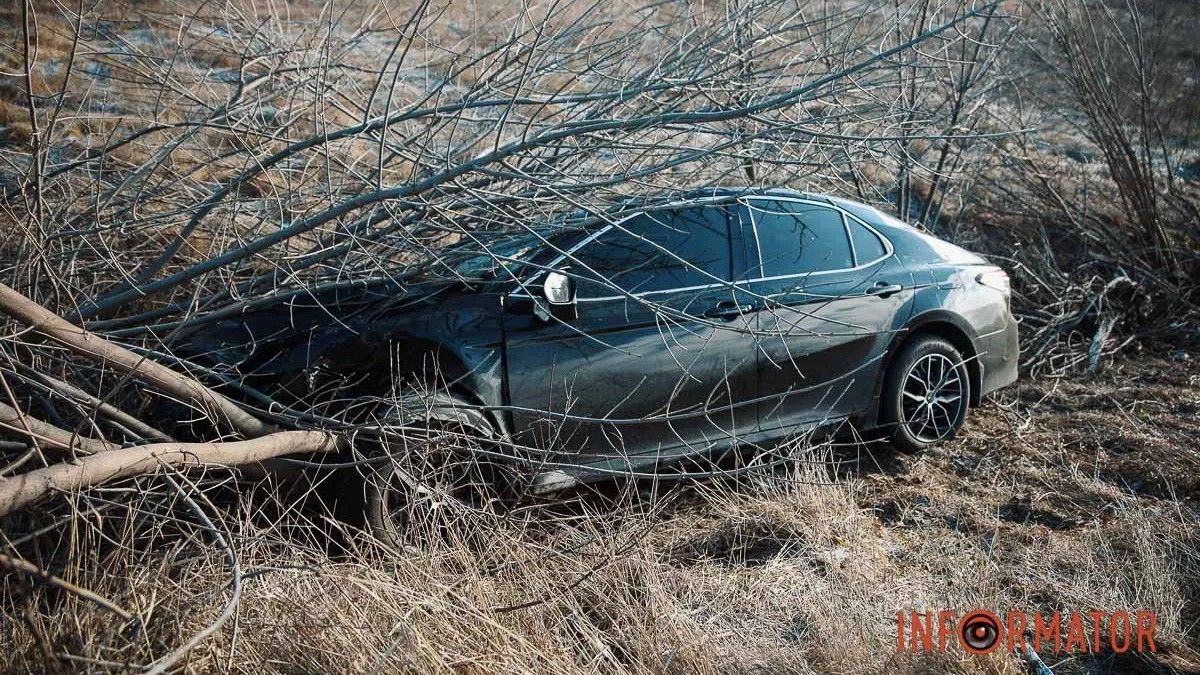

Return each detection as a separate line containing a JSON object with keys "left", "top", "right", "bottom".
{"left": 703, "top": 300, "right": 756, "bottom": 319}
{"left": 865, "top": 281, "right": 903, "bottom": 298}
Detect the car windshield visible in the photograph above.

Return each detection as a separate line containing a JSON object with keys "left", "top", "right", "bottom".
{"left": 438, "top": 228, "right": 586, "bottom": 282}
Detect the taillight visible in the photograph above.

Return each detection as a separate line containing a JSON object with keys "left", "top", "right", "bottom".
{"left": 975, "top": 268, "right": 1011, "bottom": 297}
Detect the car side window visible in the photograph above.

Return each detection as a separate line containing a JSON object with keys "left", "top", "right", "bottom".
{"left": 848, "top": 219, "right": 887, "bottom": 264}
{"left": 570, "top": 206, "right": 731, "bottom": 298}
{"left": 747, "top": 200, "right": 853, "bottom": 277}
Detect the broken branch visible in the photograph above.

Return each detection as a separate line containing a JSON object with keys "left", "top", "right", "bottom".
{"left": 0, "top": 430, "right": 340, "bottom": 517}
{"left": 0, "top": 283, "right": 272, "bottom": 439}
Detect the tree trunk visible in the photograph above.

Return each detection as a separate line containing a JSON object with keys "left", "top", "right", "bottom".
{"left": 0, "top": 430, "right": 339, "bottom": 516}
{"left": 0, "top": 283, "right": 273, "bottom": 438}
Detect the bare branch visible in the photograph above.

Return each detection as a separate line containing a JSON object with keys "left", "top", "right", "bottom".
{"left": 0, "top": 283, "right": 272, "bottom": 438}
{"left": 0, "top": 429, "right": 339, "bottom": 516}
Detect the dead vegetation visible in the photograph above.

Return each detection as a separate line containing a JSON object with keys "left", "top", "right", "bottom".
{"left": 3, "top": 358, "right": 1197, "bottom": 674}
{"left": 0, "top": 0, "right": 1198, "bottom": 672}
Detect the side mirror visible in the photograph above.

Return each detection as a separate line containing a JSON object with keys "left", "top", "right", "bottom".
{"left": 537, "top": 270, "right": 577, "bottom": 321}
{"left": 544, "top": 271, "right": 575, "bottom": 305}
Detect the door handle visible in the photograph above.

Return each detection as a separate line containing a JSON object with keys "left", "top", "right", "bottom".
{"left": 865, "top": 281, "right": 903, "bottom": 298}
{"left": 703, "top": 301, "right": 756, "bottom": 319}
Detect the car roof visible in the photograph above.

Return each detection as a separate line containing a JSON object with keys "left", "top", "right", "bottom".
{"left": 558, "top": 187, "right": 906, "bottom": 235}
{"left": 619, "top": 186, "right": 836, "bottom": 210}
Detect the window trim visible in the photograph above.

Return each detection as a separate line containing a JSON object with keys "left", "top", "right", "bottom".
{"left": 739, "top": 196, "right": 894, "bottom": 283}
{"left": 508, "top": 196, "right": 895, "bottom": 303}
{"left": 845, "top": 212, "right": 889, "bottom": 268}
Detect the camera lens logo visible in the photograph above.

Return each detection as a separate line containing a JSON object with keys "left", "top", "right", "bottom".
{"left": 959, "top": 610, "right": 1002, "bottom": 655}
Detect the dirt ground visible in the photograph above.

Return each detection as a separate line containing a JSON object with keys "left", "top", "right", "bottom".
{"left": 645, "top": 352, "right": 1200, "bottom": 674}
{"left": 854, "top": 352, "right": 1200, "bottom": 563}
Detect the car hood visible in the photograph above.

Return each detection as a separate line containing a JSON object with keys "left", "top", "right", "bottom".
{"left": 173, "top": 276, "right": 503, "bottom": 375}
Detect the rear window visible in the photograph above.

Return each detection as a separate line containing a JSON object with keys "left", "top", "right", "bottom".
{"left": 849, "top": 220, "right": 887, "bottom": 264}
{"left": 747, "top": 200, "right": 852, "bottom": 277}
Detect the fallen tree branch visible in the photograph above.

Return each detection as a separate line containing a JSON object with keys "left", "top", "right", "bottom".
{"left": 21, "top": 367, "right": 174, "bottom": 442}
{"left": 0, "top": 283, "right": 272, "bottom": 439}
{"left": 71, "top": 3, "right": 1001, "bottom": 321}
{"left": 0, "top": 430, "right": 340, "bottom": 517}
{"left": 0, "top": 401, "right": 117, "bottom": 455}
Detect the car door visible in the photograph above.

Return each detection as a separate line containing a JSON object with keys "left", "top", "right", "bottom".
{"left": 736, "top": 197, "right": 913, "bottom": 434}
{"left": 501, "top": 204, "right": 759, "bottom": 472}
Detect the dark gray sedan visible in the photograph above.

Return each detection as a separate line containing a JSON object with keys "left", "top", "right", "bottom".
{"left": 180, "top": 188, "right": 1019, "bottom": 538}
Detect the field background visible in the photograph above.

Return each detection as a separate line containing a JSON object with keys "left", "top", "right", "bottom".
{"left": 1, "top": 0, "right": 1198, "bottom": 673}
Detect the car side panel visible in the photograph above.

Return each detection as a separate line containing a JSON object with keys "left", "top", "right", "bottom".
{"left": 729, "top": 197, "right": 916, "bottom": 435}
{"left": 501, "top": 289, "right": 760, "bottom": 471}
{"left": 750, "top": 256, "right": 915, "bottom": 434}
{"left": 898, "top": 263, "right": 1017, "bottom": 401}
{"left": 937, "top": 266, "right": 1019, "bottom": 397}
{"left": 500, "top": 204, "right": 759, "bottom": 472}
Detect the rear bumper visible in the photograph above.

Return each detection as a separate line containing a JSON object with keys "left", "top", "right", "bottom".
{"left": 975, "top": 317, "right": 1019, "bottom": 399}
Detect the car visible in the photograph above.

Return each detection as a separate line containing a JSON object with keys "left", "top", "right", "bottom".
{"left": 176, "top": 188, "right": 1018, "bottom": 542}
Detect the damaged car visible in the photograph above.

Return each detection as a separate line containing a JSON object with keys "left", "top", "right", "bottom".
{"left": 174, "top": 188, "right": 1019, "bottom": 543}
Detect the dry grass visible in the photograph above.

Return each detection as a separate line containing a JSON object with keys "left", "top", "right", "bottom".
{"left": 2, "top": 358, "right": 1197, "bottom": 674}
{"left": 1, "top": 0, "right": 1199, "bottom": 672}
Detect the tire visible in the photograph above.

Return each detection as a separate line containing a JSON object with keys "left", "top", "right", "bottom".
{"left": 880, "top": 335, "right": 971, "bottom": 453}
{"left": 354, "top": 391, "right": 502, "bottom": 549}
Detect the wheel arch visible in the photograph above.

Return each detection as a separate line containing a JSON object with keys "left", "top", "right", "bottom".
{"left": 302, "top": 332, "right": 506, "bottom": 438}
{"left": 876, "top": 312, "right": 983, "bottom": 417}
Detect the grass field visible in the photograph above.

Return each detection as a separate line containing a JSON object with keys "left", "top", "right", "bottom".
{"left": 1, "top": 0, "right": 1198, "bottom": 672}
{"left": 2, "top": 357, "right": 1196, "bottom": 673}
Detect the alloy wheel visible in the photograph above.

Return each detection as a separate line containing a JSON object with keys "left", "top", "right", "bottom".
{"left": 899, "top": 352, "right": 966, "bottom": 443}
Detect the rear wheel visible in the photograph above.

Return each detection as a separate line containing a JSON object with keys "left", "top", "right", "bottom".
{"left": 881, "top": 336, "right": 970, "bottom": 453}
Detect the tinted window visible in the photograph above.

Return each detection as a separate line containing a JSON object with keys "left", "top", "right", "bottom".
{"left": 848, "top": 220, "right": 887, "bottom": 264}
{"left": 748, "top": 200, "right": 852, "bottom": 277}
{"left": 444, "top": 229, "right": 586, "bottom": 282}
{"left": 570, "top": 207, "right": 731, "bottom": 298}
